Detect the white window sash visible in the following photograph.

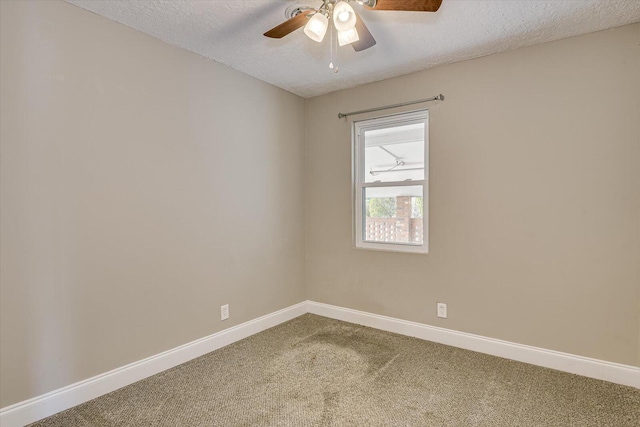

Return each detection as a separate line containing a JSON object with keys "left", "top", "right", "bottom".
{"left": 352, "top": 110, "right": 429, "bottom": 254}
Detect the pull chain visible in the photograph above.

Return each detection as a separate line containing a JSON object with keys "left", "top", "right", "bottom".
{"left": 328, "top": 13, "right": 339, "bottom": 73}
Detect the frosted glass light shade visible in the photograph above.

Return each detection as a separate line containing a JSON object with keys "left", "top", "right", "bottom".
{"left": 333, "top": 1, "right": 357, "bottom": 32}
{"left": 338, "top": 27, "right": 360, "bottom": 46}
{"left": 304, "top": 13, "right": 329, "bottom": 42}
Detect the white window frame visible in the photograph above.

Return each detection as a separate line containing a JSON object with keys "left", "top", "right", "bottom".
{"left": 352, "top": 110, "right": 429, "bottom": 254}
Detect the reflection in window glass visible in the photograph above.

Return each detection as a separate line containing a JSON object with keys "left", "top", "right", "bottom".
{"left": 364, "top": 123, "right": 425, "bottom": 183}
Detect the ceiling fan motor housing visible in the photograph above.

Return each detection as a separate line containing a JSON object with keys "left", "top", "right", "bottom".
{"left": 286, "top": 0, "right": 377, "bottom": 19}
{"left": 284, "top": 4, "right": 317, "bottom": 19}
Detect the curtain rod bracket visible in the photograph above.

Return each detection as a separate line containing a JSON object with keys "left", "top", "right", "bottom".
{"left": 338, "top": 94, "right": 444, "bottom": 119}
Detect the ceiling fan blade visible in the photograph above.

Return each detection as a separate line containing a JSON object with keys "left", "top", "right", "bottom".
{"left": 352, "top": 14, "right": 376, "bottom": 52}
{"left": 368, "top": 0, "right": 443, "bottom": 12}
{"left": 264, "top": 10, "right": 313, "bottom": 38}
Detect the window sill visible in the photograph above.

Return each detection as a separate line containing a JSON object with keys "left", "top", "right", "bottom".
{"left": 355, "top": 241, "right": 428, "bottom": 254}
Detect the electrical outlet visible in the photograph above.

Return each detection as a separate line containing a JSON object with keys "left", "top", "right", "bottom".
{"left": 437, "top": 302, "right": 447, "bottom": 319}
{"left": 221, "top": 304, "right": 229, "bottom": 321}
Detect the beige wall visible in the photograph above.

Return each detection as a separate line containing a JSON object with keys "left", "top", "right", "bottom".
{"left": 1, "top": 0, "right": 639, "bottom": 411}
{"left": 305, "top": 24, "right": 640, "bottom": 367}
{"left": 0, "top": 1, "right": 306, "bottom": 407}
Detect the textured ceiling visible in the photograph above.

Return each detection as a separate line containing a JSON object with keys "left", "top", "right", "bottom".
{"left": 65, "top": 0, "right": 640, "bottom": 98}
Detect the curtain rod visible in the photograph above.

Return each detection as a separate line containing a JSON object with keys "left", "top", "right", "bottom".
{"left": 337, "top": 94, "right": 444, "bottom": 119}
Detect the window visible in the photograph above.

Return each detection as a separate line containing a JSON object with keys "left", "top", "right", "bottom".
{"left": 353, "top": 110, "right": 428, "bottom": 253}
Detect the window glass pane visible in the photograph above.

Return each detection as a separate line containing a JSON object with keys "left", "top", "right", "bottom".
{"left": 364, "top": 123, "right": 424, "bottom": 183}
{"left": 363, "top": 185, "right": 423, "bottom": 245}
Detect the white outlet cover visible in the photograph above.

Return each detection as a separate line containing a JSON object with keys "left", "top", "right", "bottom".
{"left": 437, "top": 303, "right": 447, "bottom": 319}
{"left": 221, "top": 304, "right": 229, "bottom": 321}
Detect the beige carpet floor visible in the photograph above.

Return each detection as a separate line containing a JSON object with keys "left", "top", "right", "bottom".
{"left": 30, "top": 314, "right": 639, "bottom": 426}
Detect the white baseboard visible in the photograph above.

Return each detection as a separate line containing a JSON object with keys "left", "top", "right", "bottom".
{"left": 3, "top": 300, "right": 638, "bottom": 427}
{"left": 0, "top": 301, "right": 308, "bottom": 427}
{"left": 307, "top": 301, "right": 640, "bottom": 389}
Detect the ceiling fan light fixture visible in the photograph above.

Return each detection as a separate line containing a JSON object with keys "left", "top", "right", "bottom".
{"left": 338, "top": 27, "right": 359, "bottom": 46}
{"left": 333, "top": 1, "right": 357, "bottom": 32}
{"left": 303, "top": 12, "right": 329, "bottom": 42}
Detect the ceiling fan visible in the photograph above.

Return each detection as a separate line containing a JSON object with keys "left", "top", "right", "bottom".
{"left": 264, "top": 0, "right": 443, "bottom": 52}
